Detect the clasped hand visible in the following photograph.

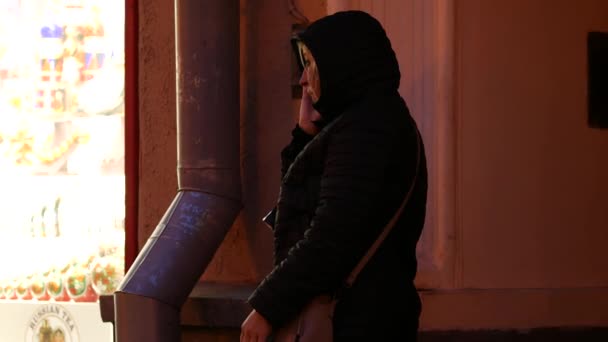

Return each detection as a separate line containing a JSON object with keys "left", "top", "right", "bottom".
{"left": 241, "top": 309, "right": 272, "bottom": 342}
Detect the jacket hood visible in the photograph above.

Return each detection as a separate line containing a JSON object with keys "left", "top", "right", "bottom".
{"left": 292, "top": 11, "right": 401, "bottom": 125}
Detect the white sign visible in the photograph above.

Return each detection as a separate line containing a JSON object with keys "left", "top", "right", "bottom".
{"left": 0, "top": 301, "right": 113, "bottom": 342}
{"left": 25, "top": 304, "right": 79, "bottom": 342}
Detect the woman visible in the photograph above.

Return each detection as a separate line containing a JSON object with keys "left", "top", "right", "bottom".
{"left": 241, "top": 10, "right": 427, "bottom": 341}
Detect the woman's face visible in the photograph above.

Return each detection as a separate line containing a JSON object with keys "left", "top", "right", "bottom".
{"left": 297, "top": 43, "right": 321, "bottom": 103}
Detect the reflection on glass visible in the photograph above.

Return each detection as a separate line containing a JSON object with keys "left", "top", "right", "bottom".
{"left": 0, "top": 0, "right": 125, "bottom": 302}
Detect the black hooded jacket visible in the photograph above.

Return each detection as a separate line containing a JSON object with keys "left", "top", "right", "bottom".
{"left": 248, "top": 11, "right": 428, "bottom": 339}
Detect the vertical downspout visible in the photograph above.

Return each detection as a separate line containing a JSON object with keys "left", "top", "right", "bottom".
{"left": 113, "top": 1, "right": 241, "bottom": 341}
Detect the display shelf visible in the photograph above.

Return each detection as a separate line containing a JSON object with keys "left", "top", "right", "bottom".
{"left": 0, "top": 0, "right": 125, "bottom": 340}
{"left": 33, "top": 111, "right": 125, "bottom": 124}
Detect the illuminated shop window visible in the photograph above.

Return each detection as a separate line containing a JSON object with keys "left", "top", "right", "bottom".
{"left": 0, "top": 0, "right": 125, "bottom": 302}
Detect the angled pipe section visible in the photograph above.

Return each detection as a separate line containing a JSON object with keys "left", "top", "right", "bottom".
{"left": 114, "top": 0, "right": 240, "bottom": 340}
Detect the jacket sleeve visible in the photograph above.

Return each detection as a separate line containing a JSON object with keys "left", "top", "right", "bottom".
{"left": 263, "top": 124, "right": 314, "bottom": 230}
{"left": 248, "top": 114, "right": 405, "bottom": 328}
{"left": 280, "top": 124, "right": 315, "bottom": 179}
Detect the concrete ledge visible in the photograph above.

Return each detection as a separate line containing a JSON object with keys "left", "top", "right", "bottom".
{"left": 102, "top": 285, "right": 608, "bottom": 338}
{"left": 181, "top": 286, "right": 608, "bottom": 331}
{"left": 420, "top": 287, "right": 608, "bottom": 330}
{"left": 100, "top": 282, "right": 255, "bottom": 329}
{"left": 418, "top": 328, "right": 608, "bottom": 341}
{"left": 178, "top": 327, "right": 608, "bottom": 342}
{"left": 181, "top": 282, "right": 254, "bottom": 328}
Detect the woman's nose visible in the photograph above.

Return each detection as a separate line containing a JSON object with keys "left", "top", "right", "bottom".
{"left": 299, "top": 70, "right": 308, "bottom": 86}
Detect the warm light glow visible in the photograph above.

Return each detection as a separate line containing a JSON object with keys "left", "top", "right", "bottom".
{"left": 0, "top": 0, "right": 125, "bottom": 302}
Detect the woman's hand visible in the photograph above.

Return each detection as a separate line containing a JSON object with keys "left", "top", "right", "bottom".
{"left": 298, "top": 90, "right": 322, "bottom": 135}
{"left": 241, "top": 309, "right": 272, "bottom": 342}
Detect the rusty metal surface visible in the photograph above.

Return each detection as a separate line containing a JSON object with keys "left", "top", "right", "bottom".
{"left": 99, "top": 295, "right": 115, "bottom": 323}
{"left": 175, "top": 0, "right": 240, "bottom": 199}
{"left": 118, "top": 191, "right": 241, "bottom": 306}
{"left": 117, "top": 0, "right": 241, "bottom": 305}
{"left": 114, "top": 0, "right": 240, "bottom": 340}
{"left": 114, "top": 292, "right": 181, "bottom": 341}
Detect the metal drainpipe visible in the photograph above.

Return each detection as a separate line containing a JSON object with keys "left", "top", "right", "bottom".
{"left": 114, "top": 0, "right": 240, "bottom": 340}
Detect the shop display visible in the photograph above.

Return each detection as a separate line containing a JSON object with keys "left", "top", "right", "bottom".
{"left": 90, "top": 255, "right": 123, "bottom": 296}
{"left": 3, "top": 279, "right": 17, "bottom": 300}
{"left": 47, "top": 267, "right": 71, "bottom": 302}
{"left": 65, "top": 264, "right": 98, "bottom": 302}
{"left": 16, "top": 277, "right": 33, "bottom": 301}
{"left": 0, "top": 0, "right": 125, "bottom": 307}
{"left": 29, "top": 273, "right": 50, "bottom": 301}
